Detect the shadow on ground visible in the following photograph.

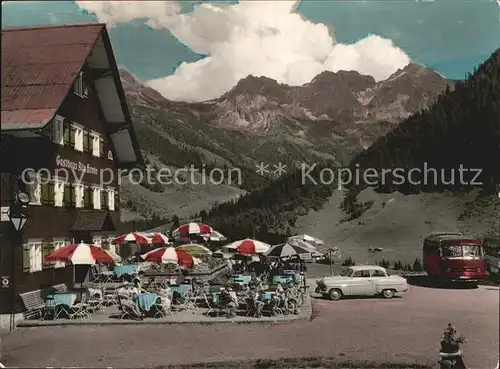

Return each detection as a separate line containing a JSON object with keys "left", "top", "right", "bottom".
{"left": 405, "top": 276, "right": 483, "bottom": 290}
{"left": 155, "top": 357, "right": 434, "bottom": 369}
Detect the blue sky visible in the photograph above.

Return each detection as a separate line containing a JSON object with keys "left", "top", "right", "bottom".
{"left": 3, "top": 0, "right": 499, "bottom": 82}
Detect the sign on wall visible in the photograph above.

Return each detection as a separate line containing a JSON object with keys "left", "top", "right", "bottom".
{"left": 1, "top": 276, "right": 11, "bottom": 289}
{"left": 55, "top": 155, "right": 98, "bottom": 175}
{"left": 0, "top": 207, "right": 9, "bottom": 222}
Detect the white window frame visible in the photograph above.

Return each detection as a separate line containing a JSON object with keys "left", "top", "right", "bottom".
{"left": 73, "top": 71, "right": 88, "bottom": 98}
{"left": 91, "top": 131, "right": 101, "bottom": 157}
{"left": 27, "top": 172, "right": 41, "bottom": 205}
{"left": 74, "top": 182, "right": 84, "bottom": 208}
{"left": 53, "top": 239, "right": 66, "bottom": 268}
{"left": 107, "top": 187, "right": 115, "bottom": 211}
{"left": 92, "top": 186, "right": 101, "bottom": 210}
{"left": 53, "top": 178, "right": 65, "bottom": 207}
{"left": 72, "top": 123, "right": 84, "bottom": 152}
{"left": 23, "top": 239, "right": 43, "bottom": 273}
{"left": 107, "top": 235, "right": 116, "bottom": 254}
{"left": 53, "top": 115, "right": 64, "bottom": 145}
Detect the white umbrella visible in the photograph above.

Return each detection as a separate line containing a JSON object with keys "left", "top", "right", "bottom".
{"left": 201, "top": 230, "right": 226, "bottom": 242}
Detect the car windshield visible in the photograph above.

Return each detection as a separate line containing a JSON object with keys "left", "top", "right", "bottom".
{"left": 340, "top": 268, "right": 353, "bottom": 277}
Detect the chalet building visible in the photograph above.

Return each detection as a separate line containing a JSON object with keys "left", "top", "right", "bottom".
{"left": 0, "top": 24, "right": 143, "bottom": 313}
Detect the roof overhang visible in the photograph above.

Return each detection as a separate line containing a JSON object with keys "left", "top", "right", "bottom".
{"left": 1, "top": 24, "right": 143, "bottom": 169}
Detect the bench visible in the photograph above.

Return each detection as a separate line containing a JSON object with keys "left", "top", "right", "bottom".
{"left": 19, "top": 290, "right": 45, "bottom": 319}
{"left": 19, "top": 284, "right": 68, "bottom": 319}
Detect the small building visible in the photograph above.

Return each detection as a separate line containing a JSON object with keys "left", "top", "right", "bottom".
{"left": 0, "top": 23, "right": 143, "bottom": 313}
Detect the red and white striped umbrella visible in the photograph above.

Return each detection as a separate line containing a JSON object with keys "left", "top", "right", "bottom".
{"left": 172, "top": 223, "right": 213, "bottom": 238}
{"left": 222, "top": 239, "right": 271, "bottom": 256}
{"left": 111, "top": 232, "right": 149, "bottom": 246}
{"left": 147, "top": 233, "right": 170, "bottom": 246}
{"left": 141, "top": 247, "right": 196, "bottom": 266}
{"left": 44, "top": 243, "right": 115, "bottom": 265}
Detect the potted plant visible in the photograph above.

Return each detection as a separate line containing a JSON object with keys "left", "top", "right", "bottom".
{"left": 440, "top": 323, "right": 466, "bottom": 353}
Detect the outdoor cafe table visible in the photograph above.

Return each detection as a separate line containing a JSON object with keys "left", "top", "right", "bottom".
{"left": 114, "top": 265, "right": 140, "bottom": 278}
{"left": 272, "top": 275, "right": 294, "bottom": 284}
{"left": 52, "top": 292, "right": 78, "bottom": 307}
{"left": 134, "top": 293, "right": 158, "bottom": 311}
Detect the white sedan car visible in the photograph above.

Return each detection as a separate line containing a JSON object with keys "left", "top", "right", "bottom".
{"left": 315, "top": 265, "right": 409, "bottom": 300}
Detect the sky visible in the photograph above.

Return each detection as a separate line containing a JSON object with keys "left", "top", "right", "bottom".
{"left": 2, "top": 0, "right": 500, "bottom": 102}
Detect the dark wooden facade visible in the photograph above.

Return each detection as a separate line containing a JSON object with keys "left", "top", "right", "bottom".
{"left": 0, "top": 67, "right": 123, "bottom": 314}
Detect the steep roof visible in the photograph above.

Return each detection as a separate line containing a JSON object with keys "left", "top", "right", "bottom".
{"left": 1, "top": 23, "right": 142, "bottom": 168}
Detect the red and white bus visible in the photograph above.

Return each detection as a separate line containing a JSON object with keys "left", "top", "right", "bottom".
{"left": 423, "top": 232, "right": 488, "bottom": 284}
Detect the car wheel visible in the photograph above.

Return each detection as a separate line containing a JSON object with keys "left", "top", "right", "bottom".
{"left": 328, "top": 288, "right": 342, "bottom": 301}
{"left": 382, "top": 289, "right": 395, "bottom": 299}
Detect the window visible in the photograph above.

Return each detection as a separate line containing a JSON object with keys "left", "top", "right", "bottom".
{"left": 41, "top": 179, "right": 54, "bottom": 206}
{"left": 53, "top": 239, "right": 66, "bottom": 268}
{"left": 72, "top": 123, "right": 84, "bottom": 152}
{"left": 23, "top": 240, "right": 42, "bottom": 273}
{"left": 54, "top": 179, "right": 64, "bottom": 207}
{"left": 114, "top": 192, "right": 120, "bottom": 210}
{"left": 53, "top": 115, "right": 64, "bottom": 145}
{"left": 42, "top": 242, "right": 55, "bottom": 269}
{"left": 92, "top": 186, "right": 101, "bottom": 209}
{"left": 83, "top": 186, "right": 92, "bottom": 209}
{"left": 107, "top": 188, "right": 115, "bottom": 211}
{"left": 74, "top": 183, "right": 84, "bottom": 208}
{"left": 371, "top": 269, "right": 386, "bottom": 277}
{"left": 63, "top": 183, "right": 74, "bottom": 207}
{"left": 83, "top": 130, "right": 90, "bottom": 152}
{"left": 352, "top": 270, "right": 370, "bottom": 278}
{"left": 73, "top": 71, "right": 88, "bottom": 98}
{"left": 63, "top": 120, "right": 72, "bottom": 146}
{"left": 92, "top": 236, "right": 102, "bottom": 247}
{"left": 101, "top": 189, "right": 109, "bottom": 210}
{"left": 101, "top": 236, "right": 110, "bottom": 251}
{"left": 27, "top": 174, "right": 41, "bottom": 205}
{"left": 99, "top": 138, "right": 105, "bottom": 158}
{"left": 91, "top": 132, "right": 101, "bottom": 157}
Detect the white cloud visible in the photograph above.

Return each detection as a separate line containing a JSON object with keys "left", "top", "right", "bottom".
{"left": 76, "top": 0, "right": 411, "bottom": 102}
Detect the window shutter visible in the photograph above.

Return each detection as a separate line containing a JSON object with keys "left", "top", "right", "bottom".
{"left": 101, "top": 190, "right": 108, "bottom": 210}
{"left": 23, "top": 245, "right": 32, "bottom": 272}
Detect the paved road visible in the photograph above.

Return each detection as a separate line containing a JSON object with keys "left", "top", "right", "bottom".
{"left": 1, "top": 285, "right": 498, "bottom": 368}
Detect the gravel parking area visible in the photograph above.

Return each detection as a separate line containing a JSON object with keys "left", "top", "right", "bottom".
{"left": 1, "top": 285, "right": 498, "bottom": 368}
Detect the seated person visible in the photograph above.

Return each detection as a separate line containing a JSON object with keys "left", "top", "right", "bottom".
{"left": 120, "top": 297, "right": 143, "bottom": 320}
{"left": 220, "top": 287, "right": 238, "bottom": 318}
{"left": 246, "top": 287, "right": 264, "bottom": 317}
{"left": 176, "top": 269, "right": 189, "bottom": 284}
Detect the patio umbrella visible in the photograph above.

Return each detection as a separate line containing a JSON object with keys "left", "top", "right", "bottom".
{"left": 172, "top": 223, "right": 213, "bottom": 238}
{"left": 44, "top": 242, "right": 115, "bottom": 265}
{"left": 265, "top": 243, "right": 314, "bottom": 259}
{"left": 111, "top": 232, "right": 150, "bottom": 246}
{"left": 222, "top": 239, "right": 270, "bottom": 256}
{"left": 176, "top": 244, "right": 212, "bottom": 257}
{"left": 148, "top": 233, "right": 170, "bottom": 246}
{"left": 200, "top": 230, "right": 226, "bottom": 242}
{"left": 141, "top": 247, "right": 196, "bottom": 266}
{"left": 287, "top": 238, "right": 324, "bottom": 257}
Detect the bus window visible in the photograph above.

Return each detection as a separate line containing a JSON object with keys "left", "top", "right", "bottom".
{"left": 463, "top": 245, "right": 482, "bottom": 257}
{"left": 442, "top": 245, "right": 462, "bottom": 257}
